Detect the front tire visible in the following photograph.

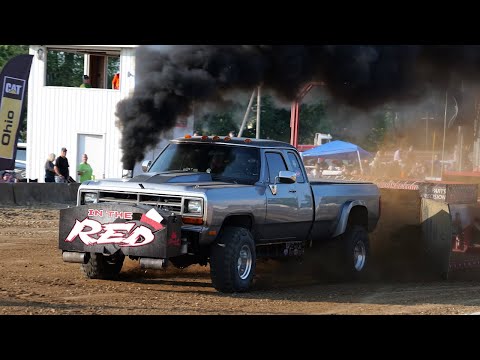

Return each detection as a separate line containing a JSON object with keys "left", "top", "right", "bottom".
{"left": 210, "top": 227, "right": 256, "bottom": 293}
{"left": 82, "top": 252, "right": 125, "bottom": 280}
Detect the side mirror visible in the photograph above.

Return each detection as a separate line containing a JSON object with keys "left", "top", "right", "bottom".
{"left": 277, "top": 170, "right": 297, "bottom": 184}
{"left": 142, "top": 160, "right": 152, "bottom": 172}
{"left": 269, "top": 170, "right": 297, "bottom": 195}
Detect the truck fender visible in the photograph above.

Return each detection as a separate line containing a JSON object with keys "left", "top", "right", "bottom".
{"left": 331, "top": 200, "right": 367, "bottom": 238}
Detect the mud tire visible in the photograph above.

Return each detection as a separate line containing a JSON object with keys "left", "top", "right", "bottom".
{"left": 82, "top": 252, "right": 125, "bottom": 280}
{"left": 337, "top": 225, "right": 370, "bottom": 280}
{"left": 210, "top": 227, "right": 256, "bottom": 293}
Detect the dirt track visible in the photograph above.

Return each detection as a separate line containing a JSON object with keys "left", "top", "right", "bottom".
{"left": 2, "top": 205, "right": 480, "bottom": 315}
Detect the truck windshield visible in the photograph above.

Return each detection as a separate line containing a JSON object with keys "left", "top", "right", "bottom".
{"left": 149, "top": 143, "right": 260, "bottom": 184}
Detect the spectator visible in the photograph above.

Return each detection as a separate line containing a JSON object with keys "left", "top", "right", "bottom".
{"left": 393, "top": 147, "right": 402, "bottom": 163}
{"left": 369, "top": 150, "right": 383, "bottom": 172}
{"left": 464, "top": 144, "right": 474, "bottom": 171}
{"left": 313, "top": 158, "right": 328, "bottom": 178}
{"left": 329, "top": 160, "right": 343, "bottom": 171}
{"left": 317, "top": 158, "right": 329, "bottom": 170}
{"left": 453, "top": 144, "right": 459, "bottom": 162}
{"left": 77, "top": 153, "right": 93, "bottom": 183}
{"left": 313, "top": 162, "right": 322, "bottom": 178}
{"left": 44, "top": 153, "right": 56, "bottom": 183}
{"left": 393, "top": 146, "right": 404, "bottom": 177}
{"left": 1, "top": 171, "right": 16, "bottom": 183}
{"left": 362, "top": 159, "right": 370, "bottom": 175}
{"left": 54, "top": 147, "right": 70, "bottom": 183}
{"left": 431, "top": 154, "right": 441, "bottom": 177}
{"left": 404, "top": 145, "right": 416, "bottom": 175}
{"left": 80, "top": 75, "right": 92, "bottom": 88}
{"left": 112, "top": 72, "right": 120, "bottom": 90}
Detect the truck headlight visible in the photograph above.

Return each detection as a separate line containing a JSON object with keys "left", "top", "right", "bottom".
{"left": 83, "top": 192, "right": 98, "bottom": 204}
{"left": 186, "top": 199, "right": 202, "bottom": 214}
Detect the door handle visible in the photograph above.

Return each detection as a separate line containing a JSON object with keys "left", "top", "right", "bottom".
{"left": 289, "top": 189, "right": 297, "bottom": 193}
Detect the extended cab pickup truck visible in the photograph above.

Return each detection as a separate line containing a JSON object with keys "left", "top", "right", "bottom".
{"left": 59, "top": 136, "right": 380, "bottom": 293}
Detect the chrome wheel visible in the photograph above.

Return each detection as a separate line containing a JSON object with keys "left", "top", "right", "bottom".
{"left": 237, "top": 245, "right": 252, "bottom": 280}
{"left": 210, "top": 227, "right": 256, "bottom": 293}
{"left": 353, "top": 240, "right": 366, "bottom": 271}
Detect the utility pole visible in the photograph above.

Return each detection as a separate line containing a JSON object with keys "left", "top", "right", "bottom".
{"left": 238, "top": 89, "right": 256, "bottom": 137}
{"left": 421, "top": 112, "right": 435, "bottom": 151}
{"left": 290, "top": 81, "right": 324, "bottom": 147}
{"left": 256, "top": 86, "right": 261, "bottom": 139}
{"left": 441, "top": 93, "right": 448, "bottom": 178}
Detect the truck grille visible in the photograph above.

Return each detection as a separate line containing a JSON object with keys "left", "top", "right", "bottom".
{"left": 97, "top": 191, "right": 183, "bottom": 214}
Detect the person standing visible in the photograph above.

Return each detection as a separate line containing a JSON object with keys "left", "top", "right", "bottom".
{"left": 80, "top": 75, "right": 92, "bottom": 88}
{"left": 77, "top": 153, "right": 93, "bottom": 183}
{"left": 54, "top": 147, "right": 69, "bottom": 183}
{"left": 112, "top": 72, "right": 120, "bottom": 90}
{"left": 44, "top": 153, "right": 56, "bottom": 182}
{"left": 393, "top": 146, "right": 402, "bottom": 163}
{"left": 1, "top": 171, "right": 16, "bottom": 183}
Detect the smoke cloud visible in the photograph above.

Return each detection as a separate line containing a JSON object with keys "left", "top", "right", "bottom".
{"left": 116, "top": 45, "right": 480, "bottom": 169}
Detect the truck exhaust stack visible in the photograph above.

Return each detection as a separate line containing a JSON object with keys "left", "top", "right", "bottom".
{"left": 140, "top": 258, "right": 166, "bottom": 270}
{"left": 62, "top": 251, "right": 88, "bottom": 264}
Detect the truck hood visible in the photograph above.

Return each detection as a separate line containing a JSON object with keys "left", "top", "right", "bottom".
{"left": 130, "top": 172, "right": 213, "bottom": 184}
{"left": 81, "top": 172, "right": 249, "bottom": 192}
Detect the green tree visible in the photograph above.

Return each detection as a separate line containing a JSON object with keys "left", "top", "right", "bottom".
{"left": 196, "top": 94, "right": 330, "bottom": 144}
{"left": 237, "top": 95, "right": 291, "bottom": 141}
{"left": 297, "top": 101, "right": 330, "bottom": 144}
{"left": 258, "top": 96, "right": 291, "bottom": 141}
{"left": 251, "top": 95, "right": 330, "bottom": 144}
{"left": 365, "top": 107, "right": 395, "bottom": 152}
{"left": 0, "top": 45, "right": 29, "bottom": 69}
{"left": 195, "top": 93, "right": 398, "bottom": 155}
{"left": 198, "top": 111, "right": 239, "bottom": 136}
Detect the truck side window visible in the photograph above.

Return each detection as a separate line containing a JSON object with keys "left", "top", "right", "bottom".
{"left": 265, "top": 152, "right": 287, "bottom": 184}
{"left": 287, "top": 151, "right": 305, "bottom": 183}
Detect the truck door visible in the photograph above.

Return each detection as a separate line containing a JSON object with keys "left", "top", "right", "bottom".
{"left": 262, "top": 151, "right": 304, "bottom": 242}
{"left": 286, "top": 151, "right": 314, "bottom": 240}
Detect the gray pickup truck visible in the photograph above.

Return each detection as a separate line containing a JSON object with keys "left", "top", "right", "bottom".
{"left": 59, "top": 136, "right": 380, "bottom": 293}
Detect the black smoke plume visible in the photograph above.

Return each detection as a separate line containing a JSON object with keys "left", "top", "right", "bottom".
{"left": 116, "top": 45, "right": 480, "bottom": 169}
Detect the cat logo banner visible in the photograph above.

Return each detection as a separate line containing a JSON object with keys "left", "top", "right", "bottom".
{"left": 0, "top": 54, "right": 33, "bottom": 171}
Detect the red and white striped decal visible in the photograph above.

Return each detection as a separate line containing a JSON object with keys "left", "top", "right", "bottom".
{"left": 140, "top": 209, "right": 164, "bottom": 231}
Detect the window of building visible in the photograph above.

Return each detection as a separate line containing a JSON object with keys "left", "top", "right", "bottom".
{"left": 46, "top": 48, "right": 120, "bottom": 89}
{"left": 46, "top": 50, "right": 84, "bottom": 87}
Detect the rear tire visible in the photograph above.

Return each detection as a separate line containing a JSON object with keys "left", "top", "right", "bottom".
{"left": 337, "top": 225, "right": 370, "bottom": 280}
{"left": 82, "top": 252, "right": 125, "bottom": 280}
{"left": 210, "top": 227, "right": 256, "bottom": 293}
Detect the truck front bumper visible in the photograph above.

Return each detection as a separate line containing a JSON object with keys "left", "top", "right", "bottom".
{"left": 58, "top": 204, "right": 184, "bottom": 260}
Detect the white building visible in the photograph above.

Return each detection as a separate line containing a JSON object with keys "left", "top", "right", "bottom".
{"left": 26, "top": 45, "right": 193, "bottom": 182}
